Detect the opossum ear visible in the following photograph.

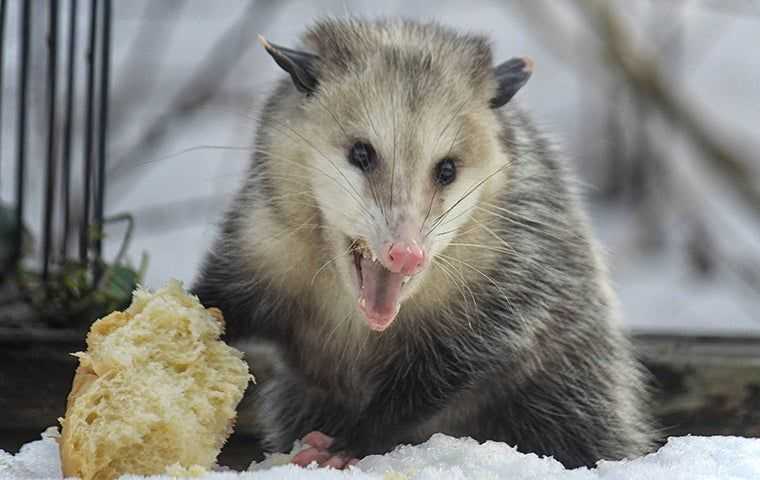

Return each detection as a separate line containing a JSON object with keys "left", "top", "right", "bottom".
{"left": 259, "top": 35, "right": 319, "bottom": 95}
{"left": 489, "top": 57, "right": 533, "bottom": 109}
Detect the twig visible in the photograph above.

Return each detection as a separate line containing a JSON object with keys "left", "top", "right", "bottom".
{"left": 105, "top": 0, "right": 277, "bottom": 198}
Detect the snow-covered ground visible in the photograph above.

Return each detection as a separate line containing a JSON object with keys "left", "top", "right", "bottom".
{"left": 3, "top": 430, "right": 760, "bottom": 480}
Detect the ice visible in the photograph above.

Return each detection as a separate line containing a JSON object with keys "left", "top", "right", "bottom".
{"left": 2, "top": 432, "right": 760, "bottom": 480}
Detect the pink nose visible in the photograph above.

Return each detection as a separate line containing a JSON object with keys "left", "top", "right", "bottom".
{"left": 384, "top": 242, "right": 426, "bottom": 275}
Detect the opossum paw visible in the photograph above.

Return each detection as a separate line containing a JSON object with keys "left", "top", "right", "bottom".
{"left": 290, "top": 431, "right": 359, "bottom": 470}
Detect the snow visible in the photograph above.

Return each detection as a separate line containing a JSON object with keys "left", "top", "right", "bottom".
{"left": 0, "top": 429, "right": 63, "bottom": 480}
{"left": 2, "top": 431, "right": 760, "bottom": 480}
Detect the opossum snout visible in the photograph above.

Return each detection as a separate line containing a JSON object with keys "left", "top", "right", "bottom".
{"left": 383, "top": 242, "right": 426, "bottom": 276}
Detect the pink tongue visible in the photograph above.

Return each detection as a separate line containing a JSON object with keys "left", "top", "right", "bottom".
{"left": 359, "top": 257, "right": 405, "bottom": 331}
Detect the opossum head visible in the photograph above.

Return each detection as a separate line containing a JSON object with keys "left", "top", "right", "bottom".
{"left": 260, "top": 19, "right": 531, "bottom": 331}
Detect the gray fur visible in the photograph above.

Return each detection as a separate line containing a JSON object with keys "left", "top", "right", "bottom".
{"left": 192, "top": 17, "right": 656, "bottom": 469}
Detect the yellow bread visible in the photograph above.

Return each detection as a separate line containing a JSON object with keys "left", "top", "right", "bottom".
{"left": 58, "top": 280, "right": 252, "bottom": 480}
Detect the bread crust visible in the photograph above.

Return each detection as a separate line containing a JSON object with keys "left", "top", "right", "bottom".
{"left": 58, "top": 282, "right": 250, "bottom": 480}
{"left": 60, "top": 362, "right": 97, "bottom": 476}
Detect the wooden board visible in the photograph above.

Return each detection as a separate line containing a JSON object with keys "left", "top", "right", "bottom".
{"left": 1, "top": 329, "right": 758, "bottom": 467}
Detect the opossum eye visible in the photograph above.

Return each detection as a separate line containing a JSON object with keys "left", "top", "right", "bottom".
{"left": 348, "top": 142, "right": 377, "bottom": 172}
{"left": 434, "top": 158, "right": 457, "bottom": 186}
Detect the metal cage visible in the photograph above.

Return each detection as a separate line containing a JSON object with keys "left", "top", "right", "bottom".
{"left": 0, "top": 0, "right": 139, "bottom": 329}
{"left": 2, "top": 0, "right": 111, "bottom": 273}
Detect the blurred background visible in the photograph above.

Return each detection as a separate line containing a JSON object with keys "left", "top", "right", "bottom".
{"left": 1, "top": 0, "right": 758, "bottom": 467}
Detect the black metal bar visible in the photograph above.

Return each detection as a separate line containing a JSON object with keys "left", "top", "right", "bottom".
{"left": 61, "top": 0, "right": 78, "bottom": 259}
{"left": 14, "top": 0, "right": 32, "bottom": 267}
{"left": 42, "top": 0, "right": 60, "bottom": 281}
{"left": 93, "top": 0, "right": 111, "bottom": 282}
{"left": 0, "top": 0, "right": 7, "bottom": 191}
{"left": 80, "top": 0, "right": 99, "bottom": 265}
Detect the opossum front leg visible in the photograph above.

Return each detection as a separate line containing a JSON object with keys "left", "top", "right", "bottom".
{"left": 290, "top": 353, "right": 471, "bottom": 468}
{"left": 253, "top": 370, "right": 338, "bottom": 455}
{"left": 257, "top": 371, "right": 359, "bottom": 468}
{"left": 289, "top": 334, "right": 497, "bottom": 468}
{"left": 322, "top": 340, "right": 484, "bottom": 465}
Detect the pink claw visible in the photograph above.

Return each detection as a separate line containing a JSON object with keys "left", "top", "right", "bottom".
{"left": 290, "top": 431, "right": 359, "bottom": 470}
{"left": 321, "top": 455, "right": 350, "bottom": 469}
{"left": 291, "top": 447, "right": 330, "bottom": 467}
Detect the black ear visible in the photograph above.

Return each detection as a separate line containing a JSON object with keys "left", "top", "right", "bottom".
{"left": 489, "top": 57, "right": 533, "bottom": 109}
{"left": 258, "top": 35, "right": 320, "bottom": 95}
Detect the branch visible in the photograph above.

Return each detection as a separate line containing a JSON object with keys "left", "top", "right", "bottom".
{"left": 576, "top": 0, "right": 760, "bottom": 215}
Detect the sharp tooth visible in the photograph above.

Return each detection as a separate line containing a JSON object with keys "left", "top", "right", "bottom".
{"left": 359, "top": 297, "right": 366, "bottom": 308}
{"left": 371, "top": 253, "right": 377, "bottom": 263}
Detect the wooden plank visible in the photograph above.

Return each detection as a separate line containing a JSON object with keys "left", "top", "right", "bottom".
{"left": 633, "top": 333, "right": 760, "bottom": 439}
{"left": 0, "top": 335, "right": 82, "bottom": 430}
{"left": 0, "top": 331, "right": 758, "bottom": 465}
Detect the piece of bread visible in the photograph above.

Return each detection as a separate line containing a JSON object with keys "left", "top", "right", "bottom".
{"left": 58, "top": 280, "right": 252, "bottom": 480}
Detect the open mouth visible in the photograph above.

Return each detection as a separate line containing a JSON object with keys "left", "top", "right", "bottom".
{"left": 350, "top": 239, "right": 410, "bottom": 332}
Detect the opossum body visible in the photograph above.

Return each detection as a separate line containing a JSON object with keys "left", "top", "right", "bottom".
{"left": 192, "top": 18, "right": 655, "bottom": 469}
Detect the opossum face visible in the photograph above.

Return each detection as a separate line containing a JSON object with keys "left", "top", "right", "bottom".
{"left": 260, "top": 26, "right": 531, "bottom": 331}
{"left": 302, "top": 99, "right": 506, "bottom": 332}
{"left": 311, "top": 101, "right": 507, "bottom": 331}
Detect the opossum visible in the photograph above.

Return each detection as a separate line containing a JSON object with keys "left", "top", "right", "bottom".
{"left": 192, "top": 18, "right": 655, "bottom": 470}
